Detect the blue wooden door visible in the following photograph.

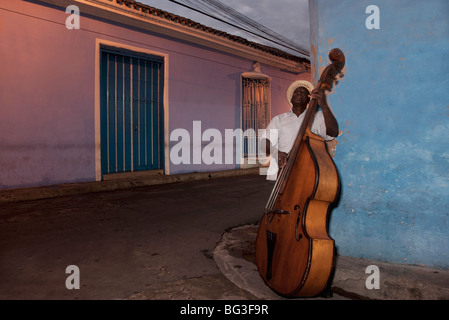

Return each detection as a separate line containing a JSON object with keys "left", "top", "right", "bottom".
{"left": 100, "top": 47, "right": 164, "bottom": 176}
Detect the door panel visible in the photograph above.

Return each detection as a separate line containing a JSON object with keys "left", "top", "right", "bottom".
{"left": 100, "top": 47, "right": 164, "bottom": 176}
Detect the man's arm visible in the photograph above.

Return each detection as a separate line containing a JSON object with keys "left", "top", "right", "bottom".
{"left": 311, "top": 89, "right": 339, "bottom": 138}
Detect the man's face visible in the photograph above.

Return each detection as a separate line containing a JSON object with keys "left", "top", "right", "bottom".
{"left": 291, "top": 87, "right": 310, "bottom": 106}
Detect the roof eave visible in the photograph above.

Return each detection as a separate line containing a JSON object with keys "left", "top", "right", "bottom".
{"left": 38, "top": 0, "right": 309, "bottom": 74}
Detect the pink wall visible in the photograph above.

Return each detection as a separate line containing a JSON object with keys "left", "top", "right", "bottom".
{"left": 0, "top": 0, "right": 310, "bottom": 189}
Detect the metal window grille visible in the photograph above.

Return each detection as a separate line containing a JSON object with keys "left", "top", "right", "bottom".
{"left": 242, "top": 77, "right": 271, "bottom": 158}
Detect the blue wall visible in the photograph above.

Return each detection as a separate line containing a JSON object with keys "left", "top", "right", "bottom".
{"left": 310, "top": 0, "right": 449, "bottom": 268}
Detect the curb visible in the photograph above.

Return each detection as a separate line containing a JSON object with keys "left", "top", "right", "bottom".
{"left": 0, "top": 167, "right": 260, "bottom": 204}
{"left": 213, "top": 224, "right": 449, "bottom": 300}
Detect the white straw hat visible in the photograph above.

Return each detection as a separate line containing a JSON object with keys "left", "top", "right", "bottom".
{"left": 286, "top": 80, "right": 314, "bottom": 106}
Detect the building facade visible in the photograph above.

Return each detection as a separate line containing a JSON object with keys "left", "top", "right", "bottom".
{"left": 0, "top": 0, "right": 310, "bottom": 189}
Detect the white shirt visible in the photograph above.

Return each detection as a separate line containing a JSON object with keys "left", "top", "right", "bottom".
{"left": 261, "top": 109, "right": 335, "bottom": 180}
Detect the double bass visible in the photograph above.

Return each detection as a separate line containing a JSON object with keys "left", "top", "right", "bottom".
{"left": 255, "top": 48, "right": 345, "bottom": 297}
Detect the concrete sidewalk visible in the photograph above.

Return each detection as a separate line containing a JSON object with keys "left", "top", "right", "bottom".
{"left": 214, "top": 224, "right": 449, "bottom": 300}
{"left": 0, "top": 170, "right": 448, "bottom": 300}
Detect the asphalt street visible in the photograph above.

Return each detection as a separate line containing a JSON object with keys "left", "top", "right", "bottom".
{"left": 0, "top": 174, "right": 273, "bottom": 300}
{"left": 2, "top": 173, "right": 447, "bottom": 309}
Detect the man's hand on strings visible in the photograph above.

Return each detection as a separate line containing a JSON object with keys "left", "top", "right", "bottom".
{"left": 278, "top": 151, "right": 288, "bottom": 168}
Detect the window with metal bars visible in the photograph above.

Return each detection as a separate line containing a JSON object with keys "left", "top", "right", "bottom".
{"left": 241, "top": 77, "right": 271, "bottom": 159}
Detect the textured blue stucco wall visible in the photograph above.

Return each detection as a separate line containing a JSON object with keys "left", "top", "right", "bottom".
{"left": 310, "top": 0, "right": 449, "bottom": 268}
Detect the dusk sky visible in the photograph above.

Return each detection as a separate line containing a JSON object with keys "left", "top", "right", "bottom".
{"left": 141, "top": 0, "right": 311, "bottom": 56}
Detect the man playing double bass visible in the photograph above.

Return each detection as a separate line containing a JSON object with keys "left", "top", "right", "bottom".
{"left": 256, "top": 49, "right": 344, "bottom": 298}
{"left": 261, "top": 81, "right": 339, "bottom": 181}
{"left": 258, "top": 80, "right": 339, "bottom": 298}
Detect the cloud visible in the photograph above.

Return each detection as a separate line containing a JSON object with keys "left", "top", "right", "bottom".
{"left": 225, "top": 0, "right": 310, "bottom": 46}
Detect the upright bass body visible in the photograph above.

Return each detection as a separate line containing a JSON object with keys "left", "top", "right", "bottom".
{"left": 255, "top": 130, "right": 340, "bottom": 297}
{"left": 255, "top": 48, "right": 345, "bottom": 297}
